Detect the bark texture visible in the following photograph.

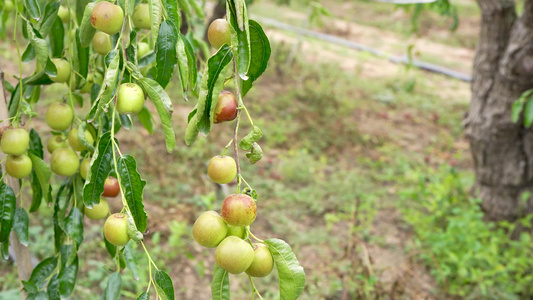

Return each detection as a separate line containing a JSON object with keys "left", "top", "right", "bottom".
{"left": 465, "top": 0, "right": 533, "bottom": 221}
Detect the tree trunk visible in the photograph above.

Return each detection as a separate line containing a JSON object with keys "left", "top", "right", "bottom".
{"left": 465, "top": 0, "right": 533, "bottom": 222}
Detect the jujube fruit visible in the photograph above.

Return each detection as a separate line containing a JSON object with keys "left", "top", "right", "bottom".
{"left": 0, "top": 128, "right": 29, "bottom": 156}
{"left": 84, "top": 198, "right": 109, "bottom": 220}
{"left": 208, "top": 19, "right": 231, "bottom": 49}
{"left": 47, "top": 136, "right": 68, "bottom": 154}
{"left": 116, "top": 83, "right": 145, "bottom": 114}
{"left": 226, "top": 225, "right": 246, "bottom": 239}
{"left": 104, "top": 213, "right": 130, "bottom": 246}
{"left": 68, "top": 128, "right": 94, "bottom": 152}
{"left": 215, "top": 236, "right": 255, "bottom": 274}
{"left": 132, "top": 4, "right": 151, "bottom": 29}
{"left": 80, "top": 158, "right": 91, "bottom": 180}
{"left": 5, "top": 154, "right": 32, "bottom": 179}
{"left": 49, "top": 58, "right": 71, "bottom": 83}
{"left": 207, "top": 155, "right": 237, "bottom": 184}
{"left": 102, "top": 177, "right": 120, "bottom": 197}
{"left": 214, "top": 91, "right": 238, "bottom": 123}
{"left": 50, "top": 147, "right": 79, "bottom": 176}
{"left": 45, "top": 102, "right": 73, "bottom": 131}
{"left": 192, "top": 211, "right": 228, "bottom": 248}
{"left": 57, "top": 5, "right": 70, "bottom": 23}
{"left": 221, "top": 194, "right": 257, "bottom": 226}
{"left": 90, "top": 1, "right": 124, "bottom": 35}
{"left": 245, "top": 244, "right": 274, "bottom": 277}
{"left": 92, "top": 32, "right": 112, "bottom": 55}
{"left": 137, "top": 42, "right": 150, "bottom": 58}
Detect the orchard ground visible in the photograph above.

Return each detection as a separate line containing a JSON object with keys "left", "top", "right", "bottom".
{"left": 0, "top": 0, "right": 504, "bottom": 298}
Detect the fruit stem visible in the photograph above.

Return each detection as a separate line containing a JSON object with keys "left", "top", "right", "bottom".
{"left": 247, "top": 229, "right": 264, "bottom": 243}
{"left": 248, "top": 276, "right": 264, "bottom": 300}
{"left": 141, "top": 241, "right": 159, "bottom": 270}
{"left": 222, "top": 139, "right": 233, "bottom": 156}
{"left": 232, "top": 59, "right": 242, "bottom": 192}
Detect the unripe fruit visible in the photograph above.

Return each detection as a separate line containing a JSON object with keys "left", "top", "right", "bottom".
{"left": 45, "top": 102, "right": 73, "bottom": 131}
{"left": 49, "top": 58, "right": 71, "bottom": 83}
{"left": 50, "top": 148, "right": 79, "bottom": 176}
{"left": 4, "top": 0, "right": 14, "bottom": 13}
{"left": 214, "top": 91, "right": 238, "bottom": 123}
{"left": 104, "top": 213, "right": 130, "bottom": 246}
{"left": 102, "top": 177, "right": 120, "bottom": 197}
{"left": 132, "top": 4, "right": 150, "bottom": 29}
{"left": 221, "top": 194, "right": 257, "bottom": 227}
{"left": 57, "top": 6, "right": 70, "bottom": 23}
{"left": 68, "top": 128, "right": 94, "bottom": 152}
{"left": 245, "top": 244, "right": 274, "bottom": 277}
{"left": 226, "top": 225, "right": 246, "bottom": 239}
{"left": 116, "top": 83, "right": 145, "bottom": 114}
{"left": 6, "top": 154, "right": 32, "bottom": 178}
{"left": 208, "top": 19, "right": 231, "bottom": 49}
{"left": 47, "top": 136, "right": 68, "bottom": 154}
{"left": 207, "top": 155, "right": 237, "bottom": 184}
{"left": 80, "top": 158, "right": 91, "bottom": 180}
{"left": 192, "top": 211, "right": 228, "bottom": 248}
{"left": 90, "top": 1, "right": 124, "bottom": 35}
{"left": 92, "top": 32, "right": 112, "bottom": 55}
{"left": 137, "top": 42, "right": 150, "bottom": 58}
{"left": 215, "top": 236, "right": 255, "bottom": 274}
{"left": 84, "top": 198, "right": 109, "bottom": 220}
{"left": 1, "top": 128, "right": 29, "bottom": 156}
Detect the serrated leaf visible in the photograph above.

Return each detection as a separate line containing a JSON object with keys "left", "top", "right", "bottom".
{"left": 181, "top": 33, "right": 197, "bottom": 90}
{"left": 37, "top": 1, "right": 60, "bottom": 37}
{"left": 105, "top": 273, "right": 122, "bottom": 300}
{"left": 155, "top": 20, "right": 178, "bottom": 88}
{"left": 148, "top": 0, "right": 161, "bottom": 48}
{"left": 155, "top": 270, "right": 174, "bottom": 300}
{"left": 241, "top": 20, "right": 270, "bottom": 97}
{"left": 29, "top": 128, "right": 43, "bottom": 159}
{"left": 25, "top": 0, "right": 41, "bottom": 20}
{"left": 22, "top": 43, "right": 36, "bottom": 62}
{"left": 29, "top": 256, "right": 58, "bottom": 288}
{"left": 137, "top": 106, "right": 154, "bottom": 134}
{"left": 186, "top": 45, "right": 232, "bottom": 144}
{"left": 524, "top": 98, "right": 533, "bottom": 128}
{"left": 239, "top": 125, "right": 262, "bottom": 151}
{"left": 88, "top": 50, "right": 120, "bottom": 122}
{"left": 265, "top": 238, "right": 306, "bottom": 300}
{"left": 136, "top": 292, "right": 150, "bottom": 300}
{"left": 124, "top": 243, "right": 140, "bottom": 280}
{"left": 28, "top": 152, "right": 51, "bottom": 199}
{"left": 13, "top": 207, "right": 29, "bottom": 246}
{"left": 79, "top": 2, "right": 96, "bottom": 47}
{"left": 211, "top": 264, "right": 230, "bottom": 300}
{"left": 29, "top": 170, "right": 43, "bottom": 212}
{"left": 83, "top": 132, "right": 116, "bottom": 207}
{"left": 117, "top": 155, "right": 147, "bottom": 232}
{"left": 227, "top": 0, "right": 250, "bottom": 79}
{"left": 26, "top": 21, "right": 57, "bottom": 77}
{"left": 47, "top": 274, "right": 60, "bottom": 300}
{"left": 138, "top": 78, "right": 175, "bottom": 152}
{"left": 162, "top": 0, "right": 180, "bottom": 31}
{"left": 58, "top": 245, "right": 78, "bottom": 297}
{"left": 64, "top": 207, "right": 83, "bottom": 246}
{"left": 75, "top": 29, "right": 89, "bottom": 80}
{"left": 49, "top": 16, "right": 64, "bottom": 58}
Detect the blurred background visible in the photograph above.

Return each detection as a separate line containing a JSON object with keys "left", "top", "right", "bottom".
{"left": 3, "top": 0, "right": 532, "bottom": 299}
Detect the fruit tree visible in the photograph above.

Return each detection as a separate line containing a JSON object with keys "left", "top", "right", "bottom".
{"left": 0, "top": 0, "right": 306, "bottom": 299}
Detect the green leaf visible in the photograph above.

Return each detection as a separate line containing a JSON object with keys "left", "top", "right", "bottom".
{"left": 88, "top": 50, "right": 120, "bottom": 122}
{"left": 227, "top": 0, "right": 251, "bottom": 79}
{"left": 75, "top": 29, "right": 89, "bottom": 80}
{"left": 29, "top": 170, "right": 43, "bottom": 212}
{"left": 181, "top": 33, "right": 198, "bottom": 90}
{"left": 25, "top": 0, "right": 41, "bottom": 21}
{"left": 138, "top": 78, "right": 176, "bottom": 152}
{"left": 79, "top": 2, "right": 96, "bottom": 47}
{"left": 245, "top": 142, "right": 262, "bottom": 164}
{"left": 124, "top": 243, "right": 140, "bottom": 280}
{"left": 149, "top": 0, "right": 161, "bottom": 48}
{"left": 241, "top": 20, "right": 270, "bottom": 97}
{"left": 64, "top": 207, "right": 83, "bottom": 246}
{"left": 186, "top": 45, "right": 232, "bottom": 144}
{"left": 76, "top": 0, "right": 91, "bottom": 24}
{"left": 184, "top": 112, "right": 200, "bottom": 145}
{"left": 161, "top": 0, "right": 180, "bottom": 31}
{"left": 265, "top": 238, "right": 306, "bottom": 300}
{"left": 105, "top": 273, "right": 122, "bottom": 300}
{"left": 83, "top": 132, "right": 116, "bottom": 207}
{"left": 37, "top": 1, "right": 60, "bottom": 37}
{"left": 524, "top": 97, "right": 533, "bottom": 128}
{"left": 28, "top": 152, "right": 51, "bottom": 200}
{"left": 137, "top": 106, "right": 154, "bottom": 134}
{"left": 77, "top": 122, "right": 95, "bottom": 152}
{"left": 22, "top": 43, "right": 36, "bottom": 62}
{"left": 239, "top": 125, "right": 263, "bottom": 151}
{"left": 154, "top": 270, "right": 174, "bottom": 300}
{"left": 29, "top": 256, "right": 58, "bottom": 288}
{"left": 136, "top": 292, "right": 150, "bottom": 300}
{"left": 58, "top": 246, "right": 78, "bottom": 297}
{"left": 1, "top": 240, "right": 9, "bottom": 260}
{"left": 155, "top": 20, "right": 178, "bottom": 89}
{"left": 26, "top": 21, "right": 57, "bottom": 77}
{"left": 29, "top": 128, "right": 43, "bottom": 159}
{"left": 104, "top": 235, "right": 117, "bottom": 258}
{"left": 13, "top": 207, "right": 29, "bottom": 246}
{"left": 211, "top": 264, "right": 230, "bottom": 300}
{"left": 117, "top": 155, "right": 147, "bottom": 232}
{"left": 47, "top": 274, "right": 60, "bottom": 300}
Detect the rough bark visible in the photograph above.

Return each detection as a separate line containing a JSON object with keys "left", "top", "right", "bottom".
{"left": 465, "top": 0, "right": 533, "bottom": 221}
{"left": 0, "top": 66, "right": 33, "bottom": 296}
